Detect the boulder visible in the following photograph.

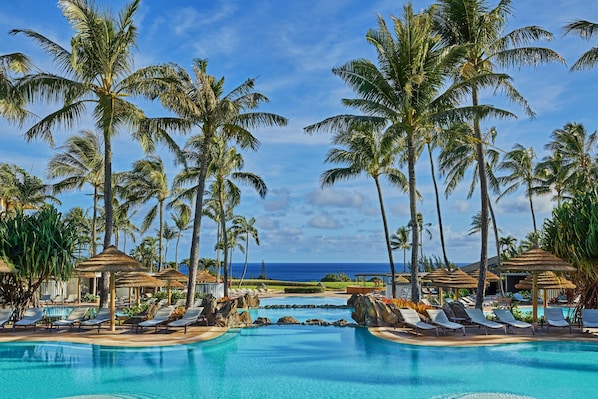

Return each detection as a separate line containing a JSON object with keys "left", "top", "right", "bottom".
{"left": 350, "top": 294, "right": 399, "bottom": 327}
{"left": 277, "top": 316, "right": 300, "bottom": 324}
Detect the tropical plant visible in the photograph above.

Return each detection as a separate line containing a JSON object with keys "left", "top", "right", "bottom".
{"left": 433, "top": 0, "right": 564, "bottom": 308}
{"left": 231, "top": 215, "right": 260, "bottom": 287}
{"left": 162, "top": 223, "right": 177, "bottom": 265}
{"left": 161, "top": 58, "right": 287, "bottom": 307}
{"left": 0, "top": 206, "right": 78, "bottom": 317}
{"left": 130, "top": 236, "right": 159, "bottom": 272}
{"left": 0, "top": 163, "right": 59, "bottom": 211}
{"left": 564, "top": 18, "right": 598, "bottom": 72}
{"left": 498, "top": 235, "right": 518, "bottom": 260}
{"left": 0, "top": 52, "right": 31, "bottom": 122}
{"left": 122, "top": 156, "right": 170, "bottom": 270}
{"left": 308, "top": 120, "right": 407, "bottom": 297}
{"left": 543, "top": 188, "right": 598, "bottom": 309}
{"left": 306, "top": 5, "right": 466, "bottom": 300}
{"left": 169, "top": 202, "right": 192, "bottom": 269}
{"left": 11, "top": 0, "right": 179, "bottom": 305}
{"left": 46, "top": 130, "right": 104, "bottom": 255}
{"left": 63, "top": 206, "right": 93, "bottom": 258}
{"left": 391, "top": 226, "right": 411, "bottom": 273}
{"left": 497, "top": 144, "right": 543, "bottom": 234}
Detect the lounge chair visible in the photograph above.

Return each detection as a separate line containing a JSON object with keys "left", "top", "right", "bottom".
{"left": 493, "top": 309, "right": 534, "bottom": 335}
{"left": 464, "top": 308, "right": 507, "bottom": 335}
{"left": 581, "top": 309, "right": 598, "bottom": 330}
{"left": 63, "top": 294, "right": 78, "bottom": 304}
{"left": 545, "top": 308, "right": 571, "bottom": 334}
{"left": 0, "top": 308, "right": 14, "bottom": 330}
{"left": 51, "top": 295, "right": 65, "bottom": 304}
{"left": 13, "top": 308, "right": 45, "bottom": 332}
{"left": 449, "top": 301, "right": 470, "bottom": 322}
{"left": 458, "top": 296, "right": 476, "bottom": 307}
{"left": 39, "top": 294, "right": 52, "bottom": 304}
{"left": 137, "top": 306, "right": 175, "bottom": 333}
{"left": 79, "top": 308, "right": 112, "bottom": 332}
{"left": 51, "top": 307, "right": 90, "bottom": 331}
{"left": 426, "top": 309, "right": 466, "bottom": 335}
{"left": 513, "top": 293, "right": 530, "bottom": 303}
{"left": 398, "top": 308, "right": 438, "bottom": 336}
{"left": 166, "top": 307, "right": 206, "bottom": 334}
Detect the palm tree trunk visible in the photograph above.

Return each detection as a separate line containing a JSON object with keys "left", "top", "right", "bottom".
{"left": 427, "top": 143, "right": 450, "bottom": 268}
{"left": 528, "top": 192, "right": 537, "bottom": 234}
{"left": 186, "top": 143, "right": 210, "bottom": 308}
{"left": 92, "top": 185, "right": 98, "bottom": 256}
{"left": 158, "top": 200, "right": 164, "bottom": 271}
{"left": 239, "top": 231, "right": 249, "bottom": 288}
{"left": 99, "top": 133, "right": 113, "bottom": 308}
{"left": 374, "top": 177, "right": 396, "bottom": 298}
{"left": 175, "top": 233, "right": 181, "bottom": 269}
{"left": 218, "top": 191, "right": 229, "bottom": 298}
{"left": 488, "top": 200, "right": 505, "bottom": 296}
{"left": 473, "top": 89, "right": 489, "bottom": 310}
{"left": 408, "top": 132, "right": 420, "bottom": 303}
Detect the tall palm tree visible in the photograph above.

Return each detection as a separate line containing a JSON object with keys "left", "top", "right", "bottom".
{"left": 307, "top": 5, "right": 467, "bottom": 301}
{"left": 544, "top": 122, "right": 598, "bottom": 196}
{"left": 0, "top": 164, "right": 58, "bottom": 211}
{"left": 535, "top": 152, "right": 569, "bottom": 207}
{"left": 433, "top": 0, "right": 563, "bottom": 308}
{"left": 207, "top": 138, "right": 267, "bottom": 297}
{"left": 497, "top": 144, "right": 543, "bottom": 235}
{"left": 390, "top": 226, "right": 411, "bottom": 273}
{"left": 232, "top": 215, "right": 260, "bottom": 287}
{"left": 170, "top": 203, "right": 192, "bottom": 269}
{"left": 11, "top": 0, "right": 178, "bottom": 305}
{"left": 47, "top": 130, "right": 104, "bottom": 255}
{"left": 0, "top": 52, "right": 31, "bottom": 122}
{"left": 122, "top": 156, "right": 170, "bottom": 271}
{"left": 310, "top": 121, "right": 407, "bottom": 297}
{"left": 414, "top": 213, "right": 433, "bottom": 261}
{"left": 162, "top": 223, "right": 177, "bottom": 265}
{"left": 498, "top": 235, "right": 518, "bottom": 260}
{"left": 564, "top": 18, "right": 598, "bottom": 71}
{"left": 159, "top": 58, "right": 287, "bottom": 307}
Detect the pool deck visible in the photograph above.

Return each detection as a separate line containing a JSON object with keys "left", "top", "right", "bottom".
{"left": 1, "top": 290, "right": 596, "bottom": 347}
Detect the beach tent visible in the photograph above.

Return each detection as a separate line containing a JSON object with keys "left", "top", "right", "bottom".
{"left": 155, "top": 268, "right": 188, "bottom": 305}
{"left": 75, "top": 245, "right": 147, "bottom": 331}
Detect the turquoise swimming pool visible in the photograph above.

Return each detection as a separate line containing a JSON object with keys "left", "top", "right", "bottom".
{"left": 1, "top": 326, "right": 596, "bottom": 398}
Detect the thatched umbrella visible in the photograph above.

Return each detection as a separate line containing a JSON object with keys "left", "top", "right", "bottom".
{"left": 196, "top": 270, "right": 217, "bottom": 282}
{"left": 155, "top": 268, "right": 188, "bottom": 305}
{"left": 498, "top": 247, "right": 576, "bottom": 325}
{"left": 75, "top": 245, "right": 147, "bottom": 331}
{"left": 421, "top": 268, "right": 449, "bottom": 304}
{"left": 0, "top": 258, "right": 14, "bottom": 273}
{"left": 515, "top": 271, "right": 576, "bottom": 315}
{"left": 116, "top": 272, "right": 165, "bottom": 306}
{"left": 434, "top": 268, "right": 479, "bottom": 300}
{"left": 468, "top": 269, "right": 500, "bottom": 282}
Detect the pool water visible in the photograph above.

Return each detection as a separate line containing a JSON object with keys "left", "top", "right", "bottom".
{"left": 0, "top": 326, "right": 596, "bottom": 398}
{"left": 251, "top": 295, "right": 353, "bottom": 323}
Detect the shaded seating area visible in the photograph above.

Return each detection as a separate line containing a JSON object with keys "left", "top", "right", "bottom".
{"left": 581, "top": 309, "right": 598, "bottom": 330}
{"left": 544, "top": 308, "right": 571, "bottom": 334}
{"left": 51, "top": 307, "right": 90, "bottom": 331}
{"left": 166, "top": 307, "right": 206, "bottom": 334}
{"left": 398, "top": 308, "right": 438, "bottom": 336}
{"left": 426, "top": 309, "right": 465, "bottom": 336}
{"left": 80, "top": 308, "right": 112, "bottom": 332}
{"left": 465, "top": 308, "right": 507, "bottom": 335}
{"left": 13, "top": 308, "right": 45, "bottom": 332}
{"left": 137, "top": 306, "right": 175, "bottom": 333}
{"left": 493, "top": 309, "right": 534, "bottom": 335}
{"left": 0, "top": 308, "right": 14, "bottom": 330}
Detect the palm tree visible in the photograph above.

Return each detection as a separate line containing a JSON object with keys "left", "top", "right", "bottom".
{"left": 535, "top": 152, "right": 569, "bottom": 207}
{"left": 544, "top": 122, "right": 598, "bottom": 196}
{"left": 433, "top": 0, "right": 563, "bottom": 308}
{"left": 159, "top": 58, "right": 287, "bottom": 307}
{"left": 414, "top": 213, "right": 433, "bottom": 261}
{"left": 564, "top": 18, "right": 598, "bottom": 71}
{"left": 498, "top": 235, "right": 518, "bottom": 260}
{"left": 0, "top": 164, "right": 58, "bottom": 211}
{"left": 207, "top": 137, "right": 267, "bottom": 297}
{"left": 63, "top": 206, "right": 93, "bottom": 258}
{"left": 131, "top": 236, "right": 159, "bottom": 272}
{"left": 46, "top": 130, "right": 104, "bottom": 255}
{"left": 0, "top": 52, "right": 30, "bottom": 122}
{"left": 390, "top": 226, "right": 411, "bottom": 273}
{"left": 170, "top": 203, "right": 192, "bottom": 269}
{"left": 11, "top": 0, "right": 178, "bottom": 305}
{"left": 122, "top": 156, "right": 170, "bottom": 271}
{"left": 162, "top": 223, "right": 177, "bottom": 265}
{"left": 232, "top": 215, "right": 260, "bottom": 287}
{"left": 309, "top": 120, "right": 407, "bottom": 297}
{"left": 307, "top": 5, "right": 467, "bottom": 301}
{"left": 497, "top": 144, "right": 543, "bottom": 235}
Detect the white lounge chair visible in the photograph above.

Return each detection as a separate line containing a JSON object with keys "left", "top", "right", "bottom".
{"left": 0, "top": 308, "right": 14, "bottom": 330}
{"left": 80, "top": 308, "right": 112, "bottom": 332}
{"left": 398, "top": 308, "right": 438, "bottom": 336}
{"left": 52, "top": 307, "right": 90, "bottom": 331}
{"left": 63, "top": 294, "right": 78, "bottom": 303}
{"left": 137, "top": 306, "right": 175, "bottom": 333}
{"left": 581, "top": 309, "right": 598, "bottom": 330}
{"left": 493, "top": 309, "right": 534, "bottom": 335}
{"left": 545, "top": 308, "right": 571, "bottom": 334}
{"left": 465, "top": 308, "right": 507, "bottom": 335}
{"left": 13, "top": 308, "right": 45, "bottom": 331}
{"left": 426, "top": 309, "right": 465, "bottom": 335}
{"left": 166, "top": 307, "right": 206, "bottom": 334}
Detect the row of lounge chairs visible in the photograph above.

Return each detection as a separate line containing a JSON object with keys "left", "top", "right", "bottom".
{"left": 0, "top": 305, "right": 208, "bottom": 334}
{"left": 398, "top": 305, "right": 598, "bottom": 336}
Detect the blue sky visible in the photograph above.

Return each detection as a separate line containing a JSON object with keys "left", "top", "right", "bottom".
{"left": 1, "top": 1, "right": 598, "bottom": 265}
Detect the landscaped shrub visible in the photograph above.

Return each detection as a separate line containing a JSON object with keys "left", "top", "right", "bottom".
{"left": 284, "top": 286, "right": 325, "bottom": 294}
{"left": 383, "top": 297, "right": 432, "bottom": 317}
